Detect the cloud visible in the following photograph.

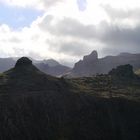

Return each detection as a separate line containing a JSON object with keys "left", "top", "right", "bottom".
{"left": 98, "top": 24, "right": 140, "bottom": 55}
{"left": 0, "top": 0, "right": 64, "bottom": 10}
{"left": 9, "top": 37, "right": 21, "bottom": 43}
{"left": 102, "top": 5, "right": 140, "bottom": 26}
{"left": 59, "top": 42, "right": 90, "bottom": 56}
{"left": 39, "top": 15, "right": 97, "bottom": 40}
{"left": 48, "top": 40, "right": 93, "bottom": 56}
{"left": 39, "top": 14, "right": 140, "bottom": 54}
{"left": 42, "top": 0, "right": 64, "bottom": 9}
{"left": 103, "top": 5, "right": 140, "bottom": 20}
{"left": 0, "top": 0, "right": 140, "bottom": 66}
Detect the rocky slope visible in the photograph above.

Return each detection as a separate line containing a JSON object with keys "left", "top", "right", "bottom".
{"left": 0, "top": 57, "right": 140, "bottom": 140}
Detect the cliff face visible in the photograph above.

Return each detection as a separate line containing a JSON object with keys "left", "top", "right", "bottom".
{"left": 69, "top": 51, "right": 140, "bottom": 77}
{"left": 71, "top": 51, "right": 99, "bottom": 77}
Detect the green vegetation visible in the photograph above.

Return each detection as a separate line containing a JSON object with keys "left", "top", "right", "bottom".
{"left": 68, "top": 74, "right": 140, "bottom": 101}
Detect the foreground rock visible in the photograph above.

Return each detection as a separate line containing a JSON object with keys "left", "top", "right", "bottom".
{"left": 109, "top": 64, "right": 135, "bottom": 78}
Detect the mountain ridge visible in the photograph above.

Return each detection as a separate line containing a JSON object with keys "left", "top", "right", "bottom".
{"left": 0, "top": 57, "right": 71, "bottom": 77}
{"left": 0, "top": 51, "right": 140, "bottom": 77}
{"left": 68, "top": 51, "right": 140, "bottom": 77}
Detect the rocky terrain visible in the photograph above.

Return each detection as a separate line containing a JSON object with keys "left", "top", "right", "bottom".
{"left": 0, "top": 57, "right": 140, "bottom": 140}
{"left": 69, "top": 51, "right": 140, "bottom": 77}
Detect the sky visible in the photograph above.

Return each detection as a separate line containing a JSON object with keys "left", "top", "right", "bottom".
{"left": 0, "top": 0, "right": 140, "bottom": 66}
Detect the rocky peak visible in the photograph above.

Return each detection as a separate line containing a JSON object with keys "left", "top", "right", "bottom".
{"left": 12, "top": 57, "right": 40, "bottom": 74}
{"left": 83, "top": 50, "right": 98, "bottom": 61}
{"left": 43, "top": 59, "right": 60, "bottom": 67}
{"left": 109, "top": 64, "right": 135, "bottom": 78}
{"left": 15, "top": 57, "right": 32, "bottom": 68}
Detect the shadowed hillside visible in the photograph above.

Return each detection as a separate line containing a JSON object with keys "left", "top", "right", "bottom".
{"left": 0, "top": 58, "right": 140, "bottom": 140}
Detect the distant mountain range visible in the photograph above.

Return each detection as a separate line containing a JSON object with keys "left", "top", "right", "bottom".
{"left": 35, "top": 59, "right": 71, "bottom": 77}
{"left": 67, "top": 51, "right": 140, "bottom": 77}
{"left": 0, "top": 58, "right": 71, "bottom": 77}
{"left": 0, "top": 51, "right": 140, "bottom": 77}
{"left": 0, "top": 57, "right": 15, "bottom": 72}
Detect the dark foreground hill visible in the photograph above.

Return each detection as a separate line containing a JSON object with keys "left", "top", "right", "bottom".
{"left": 0, "top": 57, "right": 140, "bottom": 140}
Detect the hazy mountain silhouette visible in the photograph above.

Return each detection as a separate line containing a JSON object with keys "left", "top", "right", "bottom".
{"left": 42, "top": 59, "right": 60, "bottom": 67}
{"left": 35, "top": 59, "right": 71, "bottom": 77}
{"left": 0, "top": 58, "right": 15, "bottom": 72}
{"left": 0, "top": 51, "right": 140, "bottom": 78}
{"left": 68, "top": 51, "right": 140, "bottom": 77}
{"left": 0, "top": 57, "right": 71, "bottom": 77}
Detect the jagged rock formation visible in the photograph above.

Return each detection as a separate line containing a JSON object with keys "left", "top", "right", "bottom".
{"left": 69, "top": 51, "right": 140, "bottom": 77}
{"left": 109, "top": 64, "right": 135, "bottom": 78}
{"left": 70, "top": 51, "right": 99, "bottom": 77}
{"left": 15, "top": 57, "right": 32, "bottom": 67}
{"left": 1, "top": 51, "right": 140, "bottom": 77}
{"left": 83, "top": 50, "right": 98, "bottom": 62}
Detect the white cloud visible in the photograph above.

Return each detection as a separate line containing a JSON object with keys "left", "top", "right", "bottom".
{"left": 0, "top": 0, "right": 64, "bottom": 9}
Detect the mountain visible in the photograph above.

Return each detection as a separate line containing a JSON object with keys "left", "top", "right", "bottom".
{"left": 0, "top": 57, "right": 140, "bottom": 140}
{"left": 43, "top": 59, "right": 60, "bottom": 67}
{"left": 1, "top": 51, "right": 140, "bottom": 78}
{"left": 35, "top": 59, "right": 71, "bottom": 77}
{"left": 68, "top": 51, "right": 140, "bottom": 77}
{"left": 0, "top": 57, "right": 71, "bottom": 77}
{"left": 1, "top": 57, "right": 61, "bottom": 92}
{"left": 0, "top": 57, "right": 15, "bottom": 72}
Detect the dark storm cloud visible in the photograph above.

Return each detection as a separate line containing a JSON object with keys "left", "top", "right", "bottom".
{"left": 99, "top": 24, "right": 140, "bottom": 54}
{"left": 99, "top": 24, "right": 140, "bottom": 43}
{"left": 39, "top": 16, "right": 96, "bottom": 39}
{"left": 58, "top": 42, "right": 91, "bottom": 56}
{"left": 40, "top": 14, "right": 140, "bottom": 57}
{"left": 47, "top": 39, "right": 92, "bottom": 57}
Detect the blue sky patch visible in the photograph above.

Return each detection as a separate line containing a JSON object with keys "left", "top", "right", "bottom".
{"left": 0, "top": 4, "right": 44, "bottom": 29}
{"left": 77, "top": 0, "right": 87, "bottom": 11}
